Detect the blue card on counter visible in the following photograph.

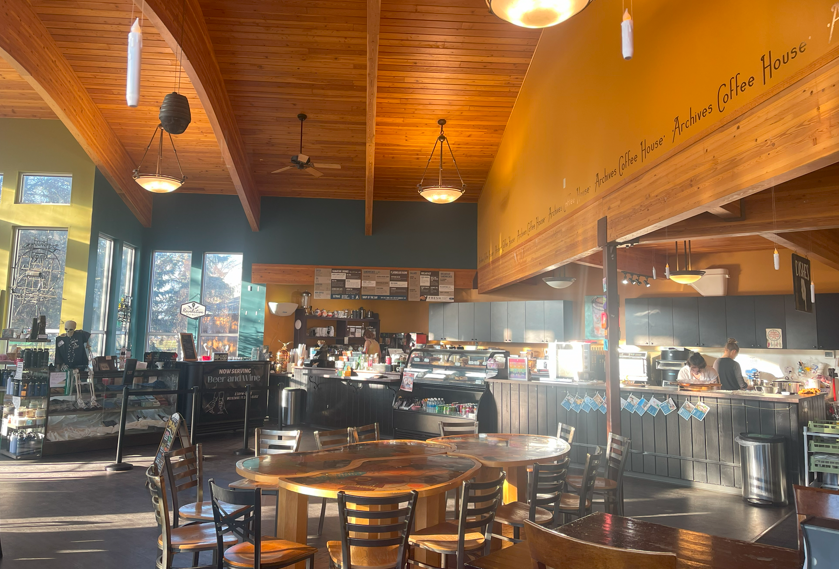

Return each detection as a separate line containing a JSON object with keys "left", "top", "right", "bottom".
{"left": 660, "top": 398, "right": 677, "bottom": 416}
{"left": 647, "top": 398, "right": 660, "bottom": 417}
{"left": 561, "top": 394, "right": 574, "bottom": 411}
{"left": 620, "top": 397, "right": 627, "bottom": 410}
{"left": 678, "top": 400, "right": 695, "bottom": 421}
{"left": 691, "top": 401, "right": 710, "bottom": 421}
{"left": 581, "top": 400, "right": 592, "bottom": 413}
{"left": 571, "top": 401, "right": 582, "bottom": 413}
{"left": 635, "top": 397, "right": 648, "bottom": 416}
{"left": 599, "top": 402, "right": 607, "bottom": 414}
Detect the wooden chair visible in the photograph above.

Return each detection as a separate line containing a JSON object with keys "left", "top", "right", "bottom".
{"left": 566, "top": 433, "right": 631, "bottom": 515}
{"left": 494, "top": 458, "right": 569, "bottom": 542}
{"left": 408, "top": 472, "right": 506, "bottom": 569}
{"left": 146, "top": 466, "right": 236, "bottom": 569}
{"left": 314, "top": 428, "right": 352, "bottom": 537}
{"left": 328, "top": 490, "right": 418, "bottom": 569}
{"left": 209, "top": 480, "right": 316, "bottom": 569}
{"left": 350, "top": 423, "right": 380, "bottom": 443}
{"left": 523, "top": 519, "right": 677, "bottom": 569}
{"left": 229, "top": 429, "right": 302, "bottom": 535}
{"left": 557, "top": 422, "right": 576, "bottom": 445}
{"left": 438, "top": 421, "right": 479, "bottom": 436}
{"left": 556, "top": 447, "right": 602, "bottom": 524}
{"left": 793, "top": 485, "right": 839, "bottom": 559}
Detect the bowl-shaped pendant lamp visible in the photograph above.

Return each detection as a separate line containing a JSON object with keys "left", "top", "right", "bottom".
{"left": 417, "top": 119, "right": 466, "bottom": 204}
{"left": 486, "top": 0, "right": 593, "bottom": 28}
{"left": 669, "top": 240, "right": 705, "bottom": 284}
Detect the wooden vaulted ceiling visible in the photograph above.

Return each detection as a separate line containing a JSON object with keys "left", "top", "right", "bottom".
{"left": 0, "top": 0, "right": 540, "bottom": 223}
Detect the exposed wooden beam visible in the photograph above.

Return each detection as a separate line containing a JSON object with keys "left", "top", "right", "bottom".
{"left": 138, "top": 0, "right": 260, "bottom": 231}
{"left": 252, "top": 264, "right": 476, "bottom": 290}
{"left": 0, "top": 0, "right": 152, "bottom": 227}
{"left": 640, "top": 163, "right": 839, "bottom": 243}
{"left": 761, "top": 230, "right": 839, "bottom": 272}
{"left": 365, "top": 0, "right": 381, "bottom": 236}
{"left": 478, "top": 49, "right": 839, "bottom": 292}
{"left": 707, "top": 199, "right": 743, "bottom": 220}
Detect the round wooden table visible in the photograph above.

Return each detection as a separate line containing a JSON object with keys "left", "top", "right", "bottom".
{"left": 236, "top": 440, "right": 480, "bottom": 569}
{"left": 427, "top": 433, "right": 571, "bottom": 503}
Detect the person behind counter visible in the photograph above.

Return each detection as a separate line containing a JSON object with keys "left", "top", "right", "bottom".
{"left": 713, "top": 338, "right": 749, "bottom": 390}
{"left": 363, "top": 329, "right": 381, "bottom": 359}
{"left": 678, "top": 352, "right": 720, "bottom": 384}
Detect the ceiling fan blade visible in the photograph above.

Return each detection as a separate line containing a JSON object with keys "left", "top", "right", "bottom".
{"left": 271, "top": 166, "right": 293, "bottom": 173}
{"left": 306, "top": 168, "right": 323, "bottom": 178}
{"left": 313, "top": 163, "right": 341, "bottom": 170}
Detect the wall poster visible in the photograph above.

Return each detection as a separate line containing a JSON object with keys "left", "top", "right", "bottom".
{"left": 584, "top": 295, "right": 607, "bottom": 340}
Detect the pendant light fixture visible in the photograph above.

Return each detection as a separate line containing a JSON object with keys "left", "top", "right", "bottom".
{"left": 417, "top": 119, "right": 466, "bottom": 204}
{"left": 542, "top": 265, "right": 576, "bottom": 289}
{"left": 133, "top": 119, "right": 187, "bottom": 193}
{"left": 621, "top": 1, "right": 634, "bottom": 60}
{"left": 771, "top": 187, "right": 780, "bottom": 270}
{"left": 486, "top": 0, "right": 593, "bottom": 29}
{"left": 669, "top": 241, "right": 705, "bottom": 284}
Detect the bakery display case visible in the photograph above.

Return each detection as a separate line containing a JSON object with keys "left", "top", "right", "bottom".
{"left": 392, "top": 347, "right": 507, "bottom": 439}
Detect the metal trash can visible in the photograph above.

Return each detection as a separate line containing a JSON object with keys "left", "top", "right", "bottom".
{"left": 735, "top": 433, "right": 788, "bottom": 506}
{"left": 281, "top": 387, "right": 305, "bottom": 426}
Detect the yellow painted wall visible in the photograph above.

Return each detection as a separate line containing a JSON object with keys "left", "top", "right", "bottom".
{"left": 478, "top": 0, "right": 837, "bottom": 268}
{"left": 0, "top": 119, "right": 95, "bottom": 329}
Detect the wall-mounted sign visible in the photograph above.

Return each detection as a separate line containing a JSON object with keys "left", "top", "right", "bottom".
{"left": 180, "top": 301, "right": 208, "bottom": 319}
{"left": 313, "top": 268, "right": 453, "bottom": 302}
{"left": 408, "top": 270, "right": 454, "bottom": 302}
{"left": 766, "top": 328, "right": 783, "bottom": 349}
{"left": 792, "top": 253, "right": 813, "bottom": 313}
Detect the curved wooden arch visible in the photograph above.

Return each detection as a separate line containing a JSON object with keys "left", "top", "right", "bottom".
{"left": 0, "top": 0, "right": 153, "bottom": 227}
{"left": 137, "top": 0, "right": 261, "bottom": 231}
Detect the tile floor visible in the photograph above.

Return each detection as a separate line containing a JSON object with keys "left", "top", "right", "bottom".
{"left": 0, "top": 426, "right": 796, "bottom": 568}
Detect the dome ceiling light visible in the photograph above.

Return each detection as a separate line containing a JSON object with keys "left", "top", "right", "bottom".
{"left": 669, "top": 241, "right": 705, "bottom": 285}
{"left": 417, "top": 119, "right": 466, "bottom": 204}
{"left": 133, "top": 94, "right": 191, "bottom": 193}
{"left": 485, "top": 0, "right": 593, "bottom": 29}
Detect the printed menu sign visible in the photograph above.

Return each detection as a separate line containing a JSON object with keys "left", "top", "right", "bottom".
{"left": 361, "top": 269, "right": 409, "bottom": 300}
{"left": 314, "top": 268, "right": 331, "bottom": 300}
{"left": 314, "top": 268, "right": 414, "bottom": 301}
{"left": 330, "top": 269, "right": 363, "bottom": 299}
{"left": 408, "top": 270, "right": 455, "bottom": 302}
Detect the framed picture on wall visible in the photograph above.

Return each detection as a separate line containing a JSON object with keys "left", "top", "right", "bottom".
{"left": 180, "top": 333, "right": 197, "bottom": 362}
{"left": 584, "top": 295, "right": 607, "bottom": 340}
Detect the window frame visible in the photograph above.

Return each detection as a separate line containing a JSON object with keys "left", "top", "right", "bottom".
{"left": 89, "top": 234, "right": 115, "bottom": 358}
{"left": 16, "top": 173, "right": 74, "bottom": 205}
{"left": 115, "top": 243, "right": 137, "bottom": 353}
{"left": 145, "top": 250, "right": 193, "bottom": 357}
{"left": 197, "top": 252, "right": 244, "bottom": 358}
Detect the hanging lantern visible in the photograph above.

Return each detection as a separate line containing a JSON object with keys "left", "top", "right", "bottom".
{"left": 417, "top": 119, "right": 466, "bottom": 204}
{"left": 126, "top": 18, "right": 142, "bottom": 107}
{"left": 621, "top": 9, "right": 634, "bottom": 60}
{"left": 159, "top": 92, "right": 191, "bottom": 135}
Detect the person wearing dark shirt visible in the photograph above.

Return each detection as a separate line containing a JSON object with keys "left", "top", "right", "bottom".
{"left": 713, "top": 338, "right": 748, "bottom": 390}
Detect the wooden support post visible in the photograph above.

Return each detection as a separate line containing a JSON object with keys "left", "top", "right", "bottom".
{"left": 599, "top": 217, "right": 621, "bottom": 437}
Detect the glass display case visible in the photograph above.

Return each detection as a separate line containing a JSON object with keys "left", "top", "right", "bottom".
{"left": 393, "top": 347, "right": 507, "bottom": 438}
{"left": 1, "top": 391, "right": 48, "bottom": 459}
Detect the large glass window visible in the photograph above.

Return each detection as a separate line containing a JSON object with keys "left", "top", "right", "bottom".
{"left": 146, "top": 251, "right": 192, "bottom": 355}
{"left": 115, "top": 244, "right": 136, "bottom": 352}
{"left": 8, "top": 228, "right": 68, "bottom": 334}
{"left": 199, "top": 253, "right": 243, "bottom": 358}
{"left": 18, "top": 174, "right": 72, "bottom": 205}
{"left": 89, "top": 235, "right": 114, "bottom": 357}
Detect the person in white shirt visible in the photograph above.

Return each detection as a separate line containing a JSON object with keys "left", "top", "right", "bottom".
{"left": 677, "top": 352, "right": 720, "bottom": 384}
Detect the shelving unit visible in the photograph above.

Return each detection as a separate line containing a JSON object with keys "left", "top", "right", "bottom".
{"left": 1, "top": 395, "right": 48, "bottom": 459}
{"left": 292, "top": 308, "right": 380, "bottom": 347}
{"left": 803, "top": 421, "right": 839, "bottom": 490}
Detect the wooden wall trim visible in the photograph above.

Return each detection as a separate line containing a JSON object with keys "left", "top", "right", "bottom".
{"left": 252, "top": 263, "right": 476, "bottom": 289}
{"left": 139, "top": 0, "right": 261, "bottom": 231}
{"left": 478, "top": 46, "right": 839, "bottom": 293}
{"left": 365, "top": 0, "right": 381, "bottom": 236}
{"left": 0, "top": 0, "right": 153, "bottom": 227}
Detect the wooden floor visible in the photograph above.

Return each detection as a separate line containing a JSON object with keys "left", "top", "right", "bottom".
{"left": 0, "top": 426, "right": 796, "bottom": 568}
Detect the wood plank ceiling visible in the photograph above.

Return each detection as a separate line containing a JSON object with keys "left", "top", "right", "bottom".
{"left": 0, "top": 0, "right": 539, "bottom": 205}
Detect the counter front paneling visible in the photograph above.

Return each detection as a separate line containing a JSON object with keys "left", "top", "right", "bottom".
{"left": 487, "top": 379, "right": 826, "bottom": 489}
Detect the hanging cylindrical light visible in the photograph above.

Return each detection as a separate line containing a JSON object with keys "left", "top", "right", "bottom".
{"left": 486, "top": 0, "right": 593, "bottom": 28}
{"left": 773, "top": 248, "right": 780, "bottom": 271}
{"left": 126, "top": 18, "right": 142, "bottom": 107}
{"left": 812, "top": 281, "right": 816, "bottom": 304}
{"left": 621, "top": 9, "right": 634, "bottom": 60}
{"left": 417, "top": 119, "right": 466, "bottom": 204}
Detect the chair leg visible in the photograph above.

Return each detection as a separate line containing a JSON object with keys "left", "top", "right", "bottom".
{"left": 192, "top": 551, "right": 200, "bottom": 568}
{"left": 318, "top": 498, "right": 328, "bottom": 537}
{"left": 275, "top": 492, "right": 281, "bottom": 537}
{"left": 513, "top": 526, "right": 520, "bottom": 541}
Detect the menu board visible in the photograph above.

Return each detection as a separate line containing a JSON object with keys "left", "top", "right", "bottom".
{"left": 408, "top": 270, "right": 455, "bottom": 302}
{"left": 361, "top": 269, "right": 409, "bottom": 300}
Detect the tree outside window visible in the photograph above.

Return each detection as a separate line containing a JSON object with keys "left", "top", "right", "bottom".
{"left": 19, "top": 174, "right": 72, "bottom": 204}
{"left": 147, "top": 251, "right": 192, "bottom": 356}
{"left": 199, "top": 253, "right": 243, "bottom": 357}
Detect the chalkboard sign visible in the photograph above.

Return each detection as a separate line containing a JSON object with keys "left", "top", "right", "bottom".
{"left": 792, "top": 253, "right": 813, "bottom": 313}
{"left": 152, "top": 412, "right": 190, "bottom": 475}
{"left": 180, "top": 333, "right": 197, "bottom": 362}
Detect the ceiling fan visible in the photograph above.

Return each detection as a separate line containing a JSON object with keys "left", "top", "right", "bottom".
{"left": 271, "top": 113, "right": 341, "bottom": 178}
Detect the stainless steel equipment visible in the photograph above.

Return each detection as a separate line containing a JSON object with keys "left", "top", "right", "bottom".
{"left": 656, "top": 348, "right": 690, "bottom": 386}
{"left": 618, "top": 351, "right": 649, "bottom": 383}
{"left": 735, "top": 433, "right": 788, "bottom": 506}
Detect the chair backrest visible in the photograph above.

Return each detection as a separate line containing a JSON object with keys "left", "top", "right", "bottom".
{"left": 439, "top": 421, "right": 479, "bottom": 437}
{"left": 146, "top": 466, "right": 174, "bottom": 568}
{"left": 528, "top": 458, "right": 569, "bottom": 527}
{"left": 209, "top": 479, "right": 261, "bottom": 569}
{"left": 163, "top": 443, "right": 203, "bottom": 527}
{"left": 336, "top": 490, "right": 418, "bottom": 569}
{"left": 315, "top": 427, "right": 351, "bottom": 450}
{"left": 255, "top": 428, "right": 301, "bottom": 455}
{"left": 556, "top": 422, "right": 575, "bottom": 446}
{"left": 604, "top": 433, "right": 631, "bottom": 484}
{"left": 524, "top": 520, "right": 677, "bottom": 569}
{"left": 351, "top": 423, "right": 380, "bottom": 443}
{"left": 455, "top": 472, "right": 505, "bottom": 567}
{"left": 794, "top": 485, "right": 839, "bottom": 550}
{"left": 574, "top": 447, "right": 603, "bottom": 518}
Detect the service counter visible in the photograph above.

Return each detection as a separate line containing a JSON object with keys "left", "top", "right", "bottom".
{"left": 487, "top": 379, "right": 827, "bottom": 491}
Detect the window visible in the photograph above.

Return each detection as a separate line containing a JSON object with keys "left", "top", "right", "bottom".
{"left": 8, "top": 228, "right": 68, "bottom": 335}
{"left": 146, "top": 251, "right": 192, "bottom": 356}
{"left": 199, "top": 253, "right": 243, "bottom": 358}
{"left": 19, "top": 174, "right": 72, "bottom": 204}
{"left": 115, "top": 244, "right": 136, "bottom": 352}
{"left": 89, "top": 236, "right": 114, "bottom": 357}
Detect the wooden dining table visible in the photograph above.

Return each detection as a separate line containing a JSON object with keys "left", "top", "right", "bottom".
{"left": 465, "top": 512, "right": 801, "bottom": 569}
{"left": 427, "top": 433, "right": 571, "bottom": 502}
{"left": 236, "top": 439, "right": 480, "bottom": 569}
